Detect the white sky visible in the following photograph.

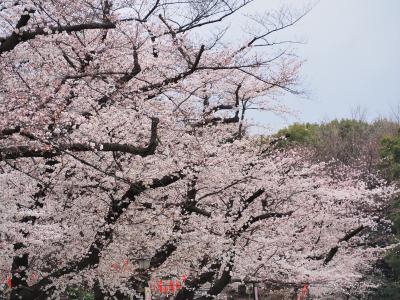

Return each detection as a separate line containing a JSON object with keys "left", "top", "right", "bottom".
{"left": 230, "top": 0, "right": 400, "bottom": 132}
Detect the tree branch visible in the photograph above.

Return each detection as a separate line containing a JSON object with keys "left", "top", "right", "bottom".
{"left": 323, "top": 226, "right": 365, "bottom": 266}
{"left": 24, "top": 171, "right": 184, "bottom": 299}
{"left": 138, "top": 45, "right": 205, "bottom": 95}
{"left": 236, "top": 211, "right": 294, "bottom": 236}
{"left": 0, "top": 118, "right": 159, "bottom": 160}
{"left": 0, "top": 22, "right": 116, "bottom": 54}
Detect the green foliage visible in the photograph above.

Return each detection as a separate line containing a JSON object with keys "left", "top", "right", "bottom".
{"left": 385, "top": 250, "right": 400, "bottom": 279}
{"left": 276, "top": 118, "right": 399, "bottom": 167}
{"left": 276, "top": 119, "right": 371, "bottom": 145}
{"left": 315, "top": 119, "right": 371, "bottom": 163}
{"left": 369, "top": 194, "right": 400, "bottom": 299}
{"left": 380, "top": 130, "right": 400, "bottom": 180}
{"left": 370, "top": 245, "right": 400, "bottom": 299}
{"left": 276, "top": 123, "right": 318, "bottom": 145}
{"left": 326, "top": 119, "right": 369, "bottom": 137}
{"left": 66, "top": 286, "right": 94, "bottom": 300}
{"left": 372, "top": 130, "right": 400, "bottom": 298}
{"left": 371, "top": 282, "right": 400, "bottom": 300}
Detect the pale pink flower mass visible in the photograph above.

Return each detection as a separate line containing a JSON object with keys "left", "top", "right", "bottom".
{"left": 0, "top": 1, "right": 397, "bottom": 299}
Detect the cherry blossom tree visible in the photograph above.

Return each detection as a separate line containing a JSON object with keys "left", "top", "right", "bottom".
{"left": 0, "top": 1, "right": 396, "bottom": 299}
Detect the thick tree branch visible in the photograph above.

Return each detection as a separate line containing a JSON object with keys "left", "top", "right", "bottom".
{"left": 0, "top": 22, "right": 116, "bottom": 54}
{"left": 235, "top": 211, "right": 294, "bottom": 237}
{"left": 183, "top": 204, "right": 212, "bottom": 217}
{"left": 22, "top": 171, "right": 184, "bottom": 299}
{"left": 0, "top": 126, "right": 21, "bottom": 138}
{"left": 0, "top": 118, "right": 159, "bottom": 160}
{"left": 323, "top": 226, "right": 365, "bottom": 266}
{"left": 175, "top": 261, "right": 222, "bottom": 300}
{"left": 125, "top": 179, "right": 200, "bottom": 296}
{"left": 243, "top": 188, "right": 265, "bottom": 207}
{"left": 116, "top": 47, "right": 142, "bottom": 84}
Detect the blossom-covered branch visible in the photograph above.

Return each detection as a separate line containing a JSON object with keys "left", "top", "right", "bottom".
{"left": 0, "top": 118, "right": 159, "bottom": 160}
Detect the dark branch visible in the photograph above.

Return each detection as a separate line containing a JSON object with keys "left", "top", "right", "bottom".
{"left": 324, "top": 226, "right": 365, "bottom": 265}
{"left": 25, "top": 171, "right": 184, "bottom": 298}
{"left": 139, "top": 44, "right": 205, "bottom": 94}
{"left": 175, "top": 261, "right": 222, "bottom": 300}
{"left": 183, "top": 204, "right": 212, "bottom": 217}
{"left": 0, "top": 22, "right": 116, "bottom": 54}
{"left": 117, "top": 48, "right": 142, "bottom": 84}
{"left": 0, "top": 126, "right": 21, "bottom": 139}
{"left": 175, "top": 1, "right": 253, "bottom": 34}
{"left": 0, "top": 118, "right": 159, "bottom": 160}
{"left": 236, "top": 211, "right": 294, "bottom": 236}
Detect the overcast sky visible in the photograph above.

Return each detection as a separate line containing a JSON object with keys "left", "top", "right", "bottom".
{"left": 235, "top": 0, "right": 400, "bottom": 132}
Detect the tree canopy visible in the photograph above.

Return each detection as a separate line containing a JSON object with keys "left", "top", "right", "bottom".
{"left": 0, "top": 1, "right": 397, "bottom": 299}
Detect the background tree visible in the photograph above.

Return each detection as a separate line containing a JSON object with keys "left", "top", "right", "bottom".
{"left": 275, "top": 118, "right": 400, "bottom": 299}
{"left": 276, "top": 118, "right": 399, "bottom": 174}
